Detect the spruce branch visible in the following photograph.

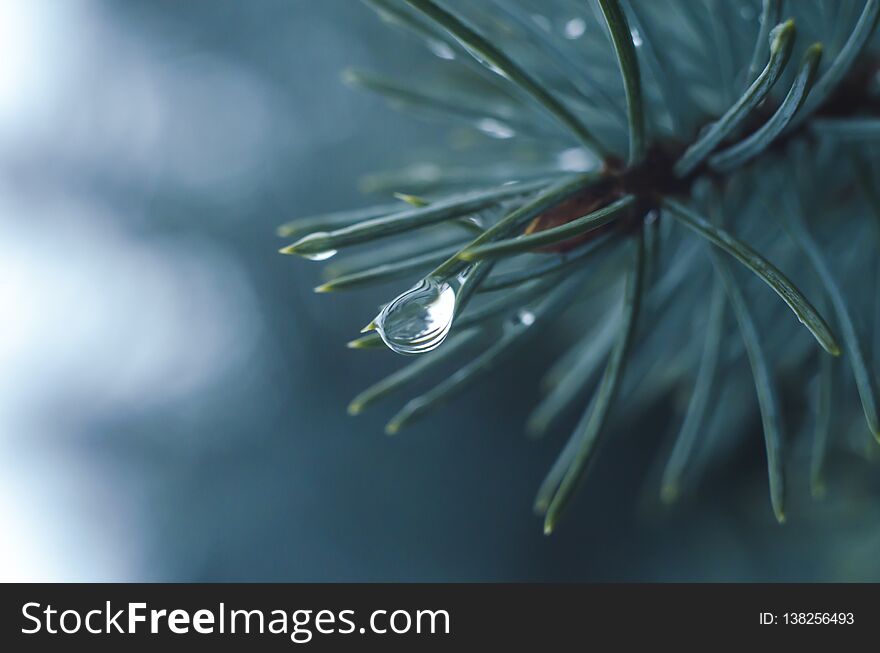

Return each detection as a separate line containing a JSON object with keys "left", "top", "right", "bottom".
{"left": 281, "top": 0, "right": 880, "bottom": 531}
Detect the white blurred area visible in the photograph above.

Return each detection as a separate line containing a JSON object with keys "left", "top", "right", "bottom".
{"left": 0, "top": 1, "right": 269, "bottom": 580}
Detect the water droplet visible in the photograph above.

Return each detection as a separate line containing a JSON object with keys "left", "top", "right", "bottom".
{"left": 458, "top": 214, "right": 485, "bottom": 230}
{"left": 303, "top": 248, "right": 337, "bottom": 261}
{"left": 516, "top": 309, "right": 536, "bottom": 326}
{"left": 739, "top": 5, "right": 756, "bottom": 20}
{"left": 476, "top": 118, "right": 516, "bottom": 139}
{"left": 564, "top": 18, "right": 586, "bottom": 39}
{"left": 630, "top": 28, "right": 643, "bottom": 48}
{"left": 374, "top": 277, "right": 457, "bottom": 355}
{"left": 461, "top": 44, "right": 510, "bottom": 79}
{"left": 427, "top": 39, "right": 456, "bottom": 60}
{"left": 556, "top": 147, "right": 599, "bottom": 172}
{"left": 289, "top": 231, "right": 338, "bottom": 261}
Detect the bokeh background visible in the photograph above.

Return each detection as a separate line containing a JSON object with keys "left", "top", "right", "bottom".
{"left": 2, "top": 0, "right": 878, "bottom": 582}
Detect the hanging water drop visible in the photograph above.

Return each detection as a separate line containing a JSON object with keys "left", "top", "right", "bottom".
{"left": 373, "top": 276, "right": 460, "bottom": 355}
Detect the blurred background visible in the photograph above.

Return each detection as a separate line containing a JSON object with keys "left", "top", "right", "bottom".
{"left": 1, "top": 0, "right": 878, "bottom": 582}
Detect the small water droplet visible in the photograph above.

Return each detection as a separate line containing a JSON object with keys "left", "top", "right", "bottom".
{"left": 427, "top": 39, "right": 456, "bottom": 60}
{"left": 459, "top": 214, "right": 485, "bottom": 230}
{"left": 476, "top": 117, "right": 516, "bottom": 139}
{"left": 556, "top": 147, "right": 599, "bottom": 172}
{"left": 374, "top": 277, "right": 458, "bottom": 354}
{"left": 564, "top": 17, "right": 586, "bottom": 39}
{"left": 302, "top": 248, "right": 337, "bottom": 261}
{"left": 516, "top": 309, "right": 536, "bottom": 326}
{"left": 739, "top": 5, "right": 756, "bottom": 20}
{"left": 290, "top": 231, "right": 338, "bottom": 261}
{"left": 461, "top": 44, "right": 510, "bottom": 79}
{"left": 630, "top": 28, "right": 643, "bottom": 48}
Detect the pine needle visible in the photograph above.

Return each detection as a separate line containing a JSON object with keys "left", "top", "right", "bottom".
{"left": 281, "top": 179, "right": 549, "bottom": 256}
{"left": 459, "top": 195, "right": 634, "bottom": 261}
{"left": 660, "top": 274, "right": 726, "bottom": 504}
{"left": 597, "top": 0, "right": 646, "bottom": 164}
{"left": 710, "top": 43, "right": 823, "bottom": 172}
{"left": 542, "top": 230, "right": 646, "bottom": 533}
{"left": 783, "top": 196, "right": 880, "bottom": 442}
{"left": 663, "top": 198, "right": 840, "bottom": 356}
{"left": 674, "top": 19, "right": 795, "bottom": 177}
{"left": 712, "top": 253, "right": 786, "bottom": 524}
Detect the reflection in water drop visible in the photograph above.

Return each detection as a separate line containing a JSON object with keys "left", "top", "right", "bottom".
{"left": 461, "top": 44, "right": 510, "bottom": 79}
{"left": 427, "top": 39, "right": 456, "bottom": 60}
{"left": 476, "top": 118, "right": 515, "bottom": 139}
{"left": 630, "top": 28, "right": 643, "bottom": 47}
{"left": 564, "top": 18, "right": 586, "bottom": 39}
{"left": 374, "top": 275, "right": 463, "bottom": 355}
